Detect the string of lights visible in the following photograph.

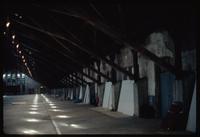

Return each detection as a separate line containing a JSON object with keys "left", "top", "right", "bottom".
{"left": 5, "top": 19, "right": 33, "bottom": 78}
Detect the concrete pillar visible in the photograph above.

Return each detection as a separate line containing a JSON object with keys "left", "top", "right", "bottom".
{"left": 70, "top": 88, "right": 73, "bottom": 100}
{"left": 67, "top": 88, "right": 71, "bottom": 99}
{"left": 147, "top": 61, "right": 156, "bottom": 105}
{"left": 173, "top": 80, "right": 183, "bottom": 102}
{"left": 102, "top": 82, "right": 113, "bottom": 110}
{"left": 117, "top": 80, "right": 138, "bottom": 116}
{"left": 83, "top": 84, "right": 90, "bottom": 104}
{"left": 79, "top": 86, "right": 83, "bottom": 101}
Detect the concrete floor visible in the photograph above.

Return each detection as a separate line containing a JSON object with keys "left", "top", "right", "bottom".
{"left": 3, "top": 94, "right": 193, "bottom": 135}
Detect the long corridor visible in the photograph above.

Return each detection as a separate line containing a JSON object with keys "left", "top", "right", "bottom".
{"left": 3, "top": 94, "right": 193, "bottom": 135}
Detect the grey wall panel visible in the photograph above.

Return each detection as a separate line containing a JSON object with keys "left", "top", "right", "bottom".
{"left": 186, "top": 81, "right": 196, "bottom": 132}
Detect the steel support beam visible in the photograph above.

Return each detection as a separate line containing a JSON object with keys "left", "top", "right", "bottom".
{"left": 132, "top": 50, "right": 139, "bottom": 81}
{"left": 96, "top": 60, "right": 101, "bottom": 82}
{"left": 13, "top": 19, "right": 136, "bottom": 79}
{"left": 69, "top": 74, "right": 84, "bottom": 86}
{"left": 24, "top": 48, "right": 100, "bottom": 85}
{"left": 47, "top": 8, "right": 177, "bottom": 74}
{"left": 175, "top": 43, "right": 182, "bottom": 79}
{"left": 17, "top": 29, "right": 112, "bottom": 81}
{"left": 67, "top": 76, "right": 80, "bottom": 86}
{"left": 70, "top": 73, "right": 89, "bottom": 85}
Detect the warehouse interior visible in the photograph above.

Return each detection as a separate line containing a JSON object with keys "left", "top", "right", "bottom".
{"left": 1, "top": 0, "right": 198, "bottom": 135}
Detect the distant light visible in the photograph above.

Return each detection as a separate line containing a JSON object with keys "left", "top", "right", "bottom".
{"left": 16, "top": 44, "right": 19, "bottom": 48}
{"left": 17, "top": 73, "right": 20, "bottom": 78}
{"left": 22, "top": 73, "right": 25, "bottom": 78}
{"left": 23, "top": 59, "right": 26, "bottom": 63}
{"left": 19, "top": 50, "right": 22, "bottom": 54}
{"left": 3, "top": 32, "right": 6, "bottom": 35}
{"left": 14, "top": 13, "right": 19, "bottom": 16}
{"left": 7, "top": 74, "right": 11, "bottom": 77}
{"left": 6, "top": 21, "right": 10, "bottom": 28}
{"left": 22, "top": 55, "right": 24, "bottom": 59}
{"left": 12, "top": 41, "right": 14, "bottom": 44}
{"left": 12, "top": 35, "right": 15, "bottom": 39}
{"left": 25, "top": 63, "right": 27, "bottom": 66}
{"left": 19, "top": 16, "right": 22, "bottom": 19}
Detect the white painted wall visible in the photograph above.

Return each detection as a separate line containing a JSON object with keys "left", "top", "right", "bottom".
{"left": 117, "top": 80, "right": 137, "bottom": 116}
{"left": 138, "top": 31, "right": 174, "bottom": 96}
{"left": 102, "top": 82, "right": 113, "bottom": 109}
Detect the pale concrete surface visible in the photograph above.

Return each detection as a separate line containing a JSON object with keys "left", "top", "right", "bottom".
{"left": 3, "top": 94, "right": 193, "bottom": 135}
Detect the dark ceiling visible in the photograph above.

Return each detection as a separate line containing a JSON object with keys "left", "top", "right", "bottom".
{"left": 1, "top": 0, "right": 197, "bottom": 88}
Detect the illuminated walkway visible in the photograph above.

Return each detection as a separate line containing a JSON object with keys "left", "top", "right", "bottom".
{"left": 3, "top": 94, "right": 193, "bottom": 135}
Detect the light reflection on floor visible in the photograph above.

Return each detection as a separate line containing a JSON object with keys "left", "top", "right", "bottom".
{"left": 49, "top": 109, "right": 64, "bottom": 112}
{"left": 50, "top": 106, "right": 58, "bottom": 109}
{"left": 56, "top": 115, "right": 71, "bottom": 118}
{"left": 28, "top": 111, "right": 40, "bottom": 114}
{"left": 30, "top": 108, "right": 38, "bottom": 111}
{"left": 30, "top": 105, "right": 39, "bottom": 108}
{"left": 59, "top": 122, "right": 87, "bottom": 129}
{"left": 24, "top": 118, "right": 42, "bottom": 122}
{"left": 22, "top": 129, "right": 40, "bottom": 134}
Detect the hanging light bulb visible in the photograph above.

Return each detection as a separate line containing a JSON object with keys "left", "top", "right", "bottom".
{"left": 14, "top": 13, "right": 19, "bottom": 17}
{"left": 16, "top": 44, "right": 19, "bottom": 48}
{"left": 6, "top": 21, "right": 10, "bottom": 28}
{"left": 12, "top": 35, "right": 15, "bottom": 39}
{"left": 22, "top": 55, "right": 24, "bottom": 59}
{"left": 25, "top": 63, "right": 27, "bottom": 66}
{"left": 19, "top": 51, "right": 22, "bottom": 54}
{"left": 23, "top": 59, "right": 26, "bottom": 63}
